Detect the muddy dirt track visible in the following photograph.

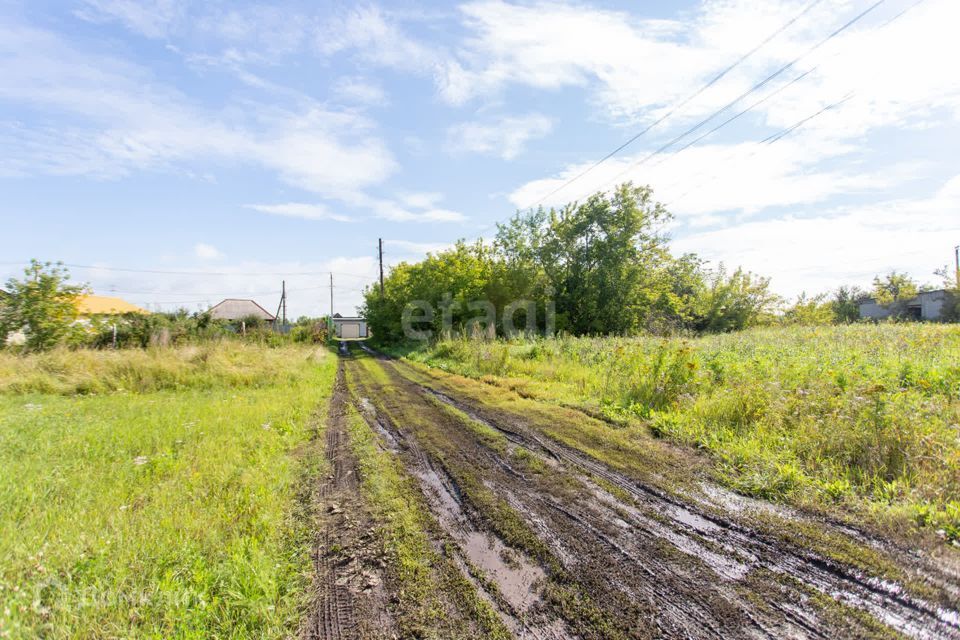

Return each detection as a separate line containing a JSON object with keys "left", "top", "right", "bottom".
{"left": 303, "top": 366, "right": 395, "bottom": 640}
{"left": 316, "top": 344, "right": 960, "bottom": 639}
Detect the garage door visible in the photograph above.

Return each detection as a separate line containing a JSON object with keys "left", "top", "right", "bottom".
{"left": 341, "top": 323, "right": 360, "bottom": 339}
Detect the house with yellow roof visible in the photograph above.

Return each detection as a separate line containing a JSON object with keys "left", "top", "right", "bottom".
{"left": 76, "top": 294, "right": 148, "bottom": 316}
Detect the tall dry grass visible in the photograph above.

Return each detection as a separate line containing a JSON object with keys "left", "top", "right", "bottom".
{"left": 0, "top": 343, "right": 328, "bottom": 395}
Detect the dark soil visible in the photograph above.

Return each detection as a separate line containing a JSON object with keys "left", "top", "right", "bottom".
{"left": 303, "top": 363, "right": 395, "bottom": 640}
{"left": 338, "top": 344, "right": 960, "bottom": 639}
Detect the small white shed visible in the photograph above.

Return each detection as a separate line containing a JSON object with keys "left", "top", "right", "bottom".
{"left": 332, "top": 315, "right": 369, "bottom": 339}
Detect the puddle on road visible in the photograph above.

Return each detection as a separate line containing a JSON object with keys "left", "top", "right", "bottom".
{"left": 586, "top": 478, "right": 752, "bottom": 581}
{"left": 415, "top": 463, "right": 546, "bottom": 613}
{"left": 425, "top": 383, "right": 750, "bottom": 581}
{"left": 357, "top": 397, "right": 401, "bottom": 452}
{"left": 405, "top": 381, "right": 960, "bottom": 638}
{"left": 664, "top": 503, "right": 721, "bottom": 535}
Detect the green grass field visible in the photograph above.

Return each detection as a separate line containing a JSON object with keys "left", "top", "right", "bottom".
{"left": 400, "top": 324, "right": 960, "bottom": 541}
{"left": 0, "top": 344, "right": 337, "bottom": 639}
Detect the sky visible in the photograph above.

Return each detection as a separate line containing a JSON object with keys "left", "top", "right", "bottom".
{"left": 1, "top": 0, "right": 958, "bottom": 318}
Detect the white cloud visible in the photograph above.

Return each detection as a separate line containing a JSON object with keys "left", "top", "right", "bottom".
{"left": 443, "top": 0, "right": 960, "bottom": 139}
{"left": 75, "top": 0, "right": 185, "bottom": 38}
{"left": 447, "top": 113, "right": 553, "bottom": 159}
{"left": 0, "top": 22, "right": 397, "bottom": 193}
{"left": 672, "top": 174, "right": 960, "bottom": 298}
{"left": 385, "top": 239, "right": 454, "bottom": 255}
{"left": 508, "top": 128, "right": 914, "bottom": 216}
{"left": 332, "top": 76, "right": 388, "bottom": 106}
{"left": 440, "top": 0, "right": 722, "bottom": 110}
{"left": 337, "top": 191, "right": 468, "bottom": 223}
{"left": 247, "top": 192, "right": 466, "bottom": 225}
{"left": 193, "top": 242, "right": 224, "bottom": 260}
{"left": 396, "top": 191, "right": 444, "bottom": 209}
{"left": 316, "top": 5, "right": 442, "bottom": 74}
{"left": 245, "top": 203, "right": 354, "bottom": 223}
{"left": 195, "top": 5, "right": 309, "bottom": 61}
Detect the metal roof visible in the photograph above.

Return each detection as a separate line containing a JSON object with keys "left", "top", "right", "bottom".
{"left": 208, "top": 298, "right": 276, "bottom": 321}
{"left": 76, "top": 294, "right": 148, "bottom": 315}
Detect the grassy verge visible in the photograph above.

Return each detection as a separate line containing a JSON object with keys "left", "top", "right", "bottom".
{"left": 0, "top": 345, "right": 337, "bottom": 639}
{"left": 0, "top": 343, "right": 323, "bottom": 395}
{"left": 396, "top": 324, "right": 960, "bottom": 542}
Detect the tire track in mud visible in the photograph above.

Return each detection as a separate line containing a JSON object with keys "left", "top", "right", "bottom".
{"left": 346, "top": 356, "right": 571, "bottom": 639}
{"left": 354, "top": 345, "right": 960, "bottom": 639}
{"left": 304, "top": 364, "right": 394, "bottom": 640}
{"left": 347, "top": 351, "right": 798, "bottom": 638}
{"left": 422, "top": 384, "right": 960, "bottom": 637}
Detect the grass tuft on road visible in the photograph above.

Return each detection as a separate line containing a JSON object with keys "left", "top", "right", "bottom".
{"left": 0, "top": 344, "right": 337, "bottom": 639}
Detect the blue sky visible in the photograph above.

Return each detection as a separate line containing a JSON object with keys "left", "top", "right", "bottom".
{"left": 1, "top": 0, "right": 958, "bottom": 317}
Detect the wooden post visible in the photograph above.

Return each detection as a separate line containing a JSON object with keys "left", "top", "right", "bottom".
{"left": 379, "top": 238, "right": 384, "bottom": 297}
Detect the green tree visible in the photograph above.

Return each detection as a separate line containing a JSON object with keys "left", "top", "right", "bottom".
{"left": 782, "top": 292, "right": 835, "bottom": 325}
{"left": 362, "top": 184, "right": 784, "bottom": 342}
{"left": 694, "top": 265, "right": 780, "bottom": 332}
{"left": 0, "top": 260, "right": 88, "bottom": 351}
{"left": 872, "top": 271, "right": 918, "bottom": 318}
{"left": 496, "top": 183, "right": 672, "bottom": 334}
{"left": 831, "top": 285, "right": 868, "bottom": 323}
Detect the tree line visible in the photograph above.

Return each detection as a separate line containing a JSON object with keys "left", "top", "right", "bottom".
{"left": 0, "top": 261, "right": 330, "bottom": 351}
{"left": 362, "top": 183, "right": 959, "bottom": 342}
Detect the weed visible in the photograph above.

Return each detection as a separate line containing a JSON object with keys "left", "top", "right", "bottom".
{"left": 405, "top": 324, "right": 960, "bottom": 538}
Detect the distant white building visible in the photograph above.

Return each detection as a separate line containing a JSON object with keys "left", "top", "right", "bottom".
{"left": 859, "top": 289, "right": 948, "bottom": 321}
{"left": 208, "top": 299, "right": 276, "bottom": 322}
{"left": 332, "top": 314, "right": 369, "bottom": 339}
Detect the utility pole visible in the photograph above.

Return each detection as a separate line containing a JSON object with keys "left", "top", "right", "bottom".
{"left": 329, "top": 272, "right": 334, "bottom": 329}
{"left": 378, "top": 238, "right": 385, "bottom": 297}
{"left": 281, "top": 280, "right": 287, "bottom": 327}
{"left": 955, "top": 245, "right": 959, "bottom": 287}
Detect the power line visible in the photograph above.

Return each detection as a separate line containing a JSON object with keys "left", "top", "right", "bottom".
{"left": 596, "top": 0, "right": 887, "bottom": 194}
{"left": 0, "top": 260, "right": 374, "bottom": 281}
{"left": 528, "top": 0, "right": 822, "bottom": 208}
{"left": 652, "top": 0, "right": 928, "bottom": 198}
{"left": 665, "top": 67, "right": 818, "bottom": 158}
{"left": 656, "top": 0, "right": 928, "bottom": 167}
{"left": 665, "top": 92, "right": 856, "bottom": 208}
{"left": 525, "top": 0, "right": 825, "bottom": 208}
{"left": 81, "top": 284, "right": 331, "bottom": 297}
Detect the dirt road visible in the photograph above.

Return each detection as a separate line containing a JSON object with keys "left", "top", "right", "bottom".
{"left": 318, "top": 344, "right": 960, "bottom": 639}
{"left": 303, "top": 366, "right": 395, "bottom": 640}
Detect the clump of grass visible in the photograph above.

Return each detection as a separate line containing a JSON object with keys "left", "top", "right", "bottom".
{"left": 0, "top": 343, "right": 326, "bottom": 395}
{"left": 0, "top": 345, "right": 337, "bottom": 638}
{"left": 407, "top": 325, "right": 960, "bottom": 541}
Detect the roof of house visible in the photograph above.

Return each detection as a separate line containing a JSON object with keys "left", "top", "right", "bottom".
{"left": 77, "top": 294, "right": 148, "bottom": 315}
{"left": 860, "top": 289, "right": 948, "bottom": 305}
{"left": 332, "top": 316, "right": 365, "bottom": 322}
{"left": 208, "top": 298, "right": 276, "bottom": 321}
